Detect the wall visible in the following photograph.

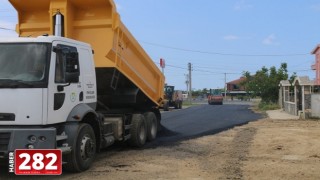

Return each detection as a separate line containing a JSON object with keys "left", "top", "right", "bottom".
{"left": 311, "top": 94, "right": 320, "bottom": 117}
{"left": 284, "top": 102, "right": 296, "bottom": 116}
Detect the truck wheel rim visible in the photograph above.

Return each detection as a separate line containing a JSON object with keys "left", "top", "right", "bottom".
{"left": 80, "top": 135, "right": 95, "bottom": 160}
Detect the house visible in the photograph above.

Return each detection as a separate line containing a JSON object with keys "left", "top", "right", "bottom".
{"left": 227, "top": 77, "right": 246, "bottom": 91}
{"left": 226, "top": 77, "right": 248, "bottom": 96}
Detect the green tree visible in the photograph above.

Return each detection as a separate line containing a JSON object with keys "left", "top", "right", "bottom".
{"left": 242, "top": 63, "right": 290, "bottom": 103}
{"left": 192, "top": 89, "right": 202, "bottom": 97}
{"left": 289, "top": 72, "right": 297, "bottom": 84}
{"left": 202, "top": 88, "right": 208, "bottom": 95}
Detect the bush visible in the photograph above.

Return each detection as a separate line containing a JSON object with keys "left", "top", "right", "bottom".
{"left": 258, "top": 102, "right": 280, "bottom": 111}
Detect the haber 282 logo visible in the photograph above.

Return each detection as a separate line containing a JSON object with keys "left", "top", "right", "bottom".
{"left": 13, "top": 149, "right": 62, "bottom": 175}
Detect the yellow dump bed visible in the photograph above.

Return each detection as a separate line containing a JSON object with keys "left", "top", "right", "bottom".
{"left": 9, "top": 0, "right": 164, "bottom": 106}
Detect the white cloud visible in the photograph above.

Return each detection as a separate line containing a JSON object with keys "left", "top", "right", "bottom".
{"left": 223, "top": 35, "right": 240, "bottom": 41}
{"left": 234, "top": 0, "right": 253, "bottom": 10}
{"left": 262, "top": 34, "right": 279, "bottom": 45}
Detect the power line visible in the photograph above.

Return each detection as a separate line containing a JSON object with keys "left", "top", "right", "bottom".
{"left": 166, "top": 64, "right": 188, "bottom": 70}
{"left": 0, "top": 27, "right": 15, "bottom": 31}
{"left": 140, "top": 41, "right": 310, "bottom": 57}
{"left": 154, "top": 60, "right": 242, "bottom": 75}
{"left": 0, "top": 26, "right": 312, "bottom": 75}
{"left": 153, "top": 61, "right": 188, "bottom": 70}
{"left": 193, "top": 69, "right": 241, "bottom": 75}
{"left": 157, "top": 60, "right": 312, "bottom": 75}
{"left": 288, "top": 69, "right": 313, "bottom": 73}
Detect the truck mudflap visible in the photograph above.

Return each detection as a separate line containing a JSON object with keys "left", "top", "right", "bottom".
{"left": 0, "top": 128, "right": 56, "bottom": 158}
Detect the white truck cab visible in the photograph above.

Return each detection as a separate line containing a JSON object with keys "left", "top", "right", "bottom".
{"left": 0, "top": 36, "right": 96, "bottom": 126}
{"left": 0, "top": 36, "right": 100, "bottom": 170}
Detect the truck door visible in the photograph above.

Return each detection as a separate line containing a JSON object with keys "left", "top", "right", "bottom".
{"left": 47, "top": 43, "right": 83, "bottom": 124}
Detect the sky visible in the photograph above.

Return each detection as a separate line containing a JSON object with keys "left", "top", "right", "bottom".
{"left": 0, "top": 0, "right": 320, "bottom": 91}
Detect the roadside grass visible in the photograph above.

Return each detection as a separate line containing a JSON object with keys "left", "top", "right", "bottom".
{"left": 258, "top": 102, "right": 280, "bottom": 111}
{"left": 182, "top": 101, "right": 194, "bottom": 106}
{"left": 182, "top": 101, "right": 201, "bottom": 107}
{"left": 251, "top": 100, "right": 280, "bottom": 117}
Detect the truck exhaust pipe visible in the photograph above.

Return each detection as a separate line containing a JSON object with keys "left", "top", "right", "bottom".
{"left": 54, "top": 12, "right": 63, "bottom": 37}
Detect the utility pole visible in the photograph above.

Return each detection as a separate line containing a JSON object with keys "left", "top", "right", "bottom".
{"left": 188, "top": 63, "right": 192, "bottom": 104}
{"left": 185, "top": 74, "right": 189, "bottom": 92}
{"left": 224, "top": 73, "right": 227, "bottom": 101}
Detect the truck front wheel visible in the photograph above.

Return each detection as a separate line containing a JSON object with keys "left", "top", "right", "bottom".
{"left": 64, "top": 123, "right": 96, "bottom": 172}
{"left": 128, "top": 114, "right": 147, "bottom": 147}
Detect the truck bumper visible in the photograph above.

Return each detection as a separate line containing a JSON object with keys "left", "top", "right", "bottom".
{"left": 0, "top": 128, "right": 56, "bottom": 158}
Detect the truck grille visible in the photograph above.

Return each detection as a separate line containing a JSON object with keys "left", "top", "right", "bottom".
{"left": 0, "top": 132, "right": 11, "bottom": 151}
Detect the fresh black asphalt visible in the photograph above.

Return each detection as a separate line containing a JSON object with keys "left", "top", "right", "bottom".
{"left": 154, "top": 103, "right": 263, "bottom": 145}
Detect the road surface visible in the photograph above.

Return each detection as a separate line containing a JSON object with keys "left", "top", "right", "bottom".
{"left": 155, "top": 102, "right": 262, "bottom": 145}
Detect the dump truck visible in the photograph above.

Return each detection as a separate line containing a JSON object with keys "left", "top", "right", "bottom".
{"left": 0, "top": 0, "right": 164, "bottom": 172}
{"left": 163, "top": 85, "right": 183, "bottom": 111}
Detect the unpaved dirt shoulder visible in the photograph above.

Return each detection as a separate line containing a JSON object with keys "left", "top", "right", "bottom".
{"left": 60, "top": 118, "right": 320, "bottom": 180}
{"left": 61, "top": 125, "right": 257, "bottom": 179}
{"left": 243, "top": 119, "right": 320, "bottom": 180}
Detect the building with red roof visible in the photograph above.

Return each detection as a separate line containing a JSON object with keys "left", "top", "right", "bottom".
{"left": 226, "top": 77, "right": 246, "bottom": 91}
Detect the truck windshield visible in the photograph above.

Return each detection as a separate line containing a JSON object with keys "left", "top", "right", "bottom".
{"left": 0, "top": 43, "right": 50, "bottom": 88}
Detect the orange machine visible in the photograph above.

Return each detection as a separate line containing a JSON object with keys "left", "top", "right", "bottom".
{"left": 208, "top": 89, "right": 223, "bottom": 105}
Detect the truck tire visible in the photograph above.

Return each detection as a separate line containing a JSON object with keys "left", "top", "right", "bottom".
{"left": 63, "top": 123, "right": 96, "bottom": 172}
{"left": 174, "top": 101, "right": 179, "bottom": 109}
{"left": 144, "top": 112, "right": 157, "bottom": 141}
{"left": 163, "top": 102, "right": 169, "bottom": 111}
{"left": 128, "top": 114, "right": 147, "bottom": 147}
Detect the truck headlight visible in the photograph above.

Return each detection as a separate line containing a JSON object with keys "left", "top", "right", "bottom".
{"left": 27, "top": 144, "right": 34, "bottom": 149}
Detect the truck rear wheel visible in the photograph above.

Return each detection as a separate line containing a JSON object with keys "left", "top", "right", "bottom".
{"left": 179, "top": 101, "right": 183, "bottom": 109}
{"left": 163, "top": 102, "right": 169, "bottom": 111}
{"left": 63, "top": 123, "right": 96, "bottom": 172}
{"left": 174, "top": 101, "right": 179, "bottom": 109}
{"left": 144, "top": 112, "right": 157, "bottom": 141}
{"left": 128, "top": 114, "right": 147, "bottom": 147}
